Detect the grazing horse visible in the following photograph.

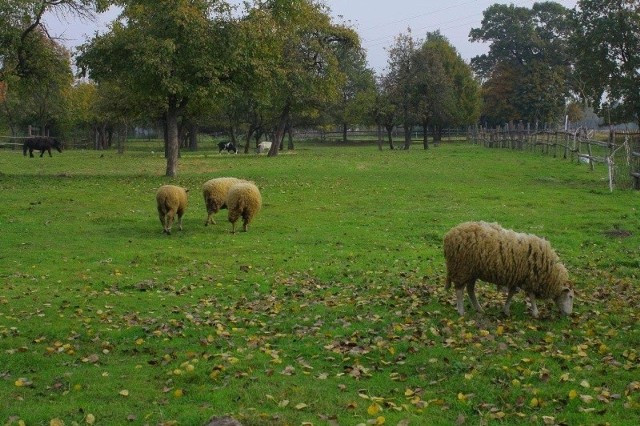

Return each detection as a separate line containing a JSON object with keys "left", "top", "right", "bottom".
{"left": 218, "top": 141, "right": 238, "bottom": 154}
{"left": 23, "top": 137, "right": 63, "bottom": 158}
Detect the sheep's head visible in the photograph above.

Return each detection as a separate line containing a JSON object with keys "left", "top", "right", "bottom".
{"left": 554, "top": 287, "right": 574, "bottom": 315}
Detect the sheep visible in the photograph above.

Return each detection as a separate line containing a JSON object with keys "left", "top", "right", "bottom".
{"left": 226, "top": 181, "right": 262, "bottom": 233}
{"left": 257, "top": 141, "right": 272, "bottom": 154}
{"left": 202, "top": 177, "right": 243, "bottom": 226}
{"left": 443, "top": 221, "right": 574, "bottom": 318}
{"left": 156, "top": 185, "right": 188, "bottom": 235}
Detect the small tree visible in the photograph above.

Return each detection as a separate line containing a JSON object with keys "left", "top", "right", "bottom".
{"left": 77, "top": 0, "right": 232, "bottom": 176}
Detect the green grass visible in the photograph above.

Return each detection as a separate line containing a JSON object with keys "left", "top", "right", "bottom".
{"left": 1, "top": 141, "right": 639, "bottom": 426}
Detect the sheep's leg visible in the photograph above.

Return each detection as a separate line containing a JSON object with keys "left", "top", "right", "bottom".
{"left": 177, "top": 214, "right": 183, "bottom": 231}
{"left": 527, "top": 293, "right": 539, "bottom": 318}
{"left": 165, "top": 211, "right": 174, "bottom": 235}
{"left": 503, "top": 287, "right": 518, "bottom": 316}
{"left": 466, "top": 280, "right": 483, "bottom": 312}
{"left": 455, "top": 287, "right": 465, "bottom": 316}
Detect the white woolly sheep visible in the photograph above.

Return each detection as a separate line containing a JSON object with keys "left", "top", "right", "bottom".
{"left": 226, "top": 181, "right": 262, "bottom": 233}
{"left": 257, "top": 141, "right": 272, "bottom": 154}
{"left": 156, "top": 185, "right": 188, "bottom": 235}
{"left": 202, "top": 177, "right": 243, "bottom": 226}
{"left": 443, "top": 221, "right": 574, "bottom": 318}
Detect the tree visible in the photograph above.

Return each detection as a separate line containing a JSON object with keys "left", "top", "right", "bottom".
{"left": 330, "top": 44, "right": 376, "bottom": 142}
{"left": 1, "top": 0, "right": 97, "bottom": 79}
{"left": 1, "top": 28, "right": 73, "bottom": 136}
{"left": 385, "top": 29, "right": 417, "bottom": 150}
{"left": 77, "top": 0, "right": 232, "bottom": 176}
{"left": 572, "top": 0, "right": 640, "bottom": 127}
{"left": 245, "top": 0, "right": 359, "bottom": 157}
{"left": 470, "top": 2, "right": 572, "bottom": 126}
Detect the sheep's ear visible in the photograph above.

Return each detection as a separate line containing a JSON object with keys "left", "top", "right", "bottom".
{"left": 184, "top": 188, "right": 190, "bottom": 193}
{"left": 562, "top": 287, "right": 574, "bottom": 296}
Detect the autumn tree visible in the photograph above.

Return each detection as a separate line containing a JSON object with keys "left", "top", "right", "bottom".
{"left": 244, "top": 0, "right": 359, "bottom": 157}
{"left": 470, "top": 2, "right": 572, "bottom": 126}
{"left": 384, "top": 30, "right": 419, "bottom": 149}
{"left": 572, "top": 0, "right": 640, "bottom": 127}
{"left": 77, "top": 0, "right": 232, "bottom": 176}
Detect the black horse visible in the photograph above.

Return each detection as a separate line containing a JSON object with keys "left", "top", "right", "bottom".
{"left": 217, "top": 141, "right": 238, "bottom": 154}
{"left": 23, "top": 137, "right": 63, "bottom": 158}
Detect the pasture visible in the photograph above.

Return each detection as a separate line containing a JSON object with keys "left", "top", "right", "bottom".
{"left": 0, "top": 140, "right": 639, "bottom": 425}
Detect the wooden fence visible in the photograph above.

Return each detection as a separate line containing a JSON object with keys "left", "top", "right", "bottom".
{"left": 469, "top": 124, "right": 640, "bottom": 191}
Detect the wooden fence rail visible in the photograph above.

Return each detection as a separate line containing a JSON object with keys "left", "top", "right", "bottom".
{"left": 468, "top": 125, "right": 640, "bottom": 191}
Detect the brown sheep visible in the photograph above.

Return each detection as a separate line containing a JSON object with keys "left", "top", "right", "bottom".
{"left": 156, "top": 185, "right": 188, "bottom": 234}
{"left": 444, "top": 221, "right": 574, "bottom": 318}
{"left": 202, "top": 177, "right": 243, "bottom": 226}
{"left": 226, "top": 182, "right": 262, "bottom": 233}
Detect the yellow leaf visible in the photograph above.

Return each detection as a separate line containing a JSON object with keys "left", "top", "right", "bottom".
{"left": 86, "top": 414, "right": 96, "bottom": 425}
{"left": 404, "top": 389, "right": 415, "bottom": 397}
{"left": 560, "top": 373, "right": 570, "bottom": 382}
{"left": 569, "top": 389, "right": 578, "bottom": 399}
{"left": 375, "top": 416, "right": 386, "bottom": 425}
{"left": 530, "top": 397, "right": 540, "bottom": 407}
{"left": 580, "top": 394, "right": 594, "bottom": 403}
{"left": 496, "top": 325, "right": 504, "bottom": 335}
{"left": 368, "top": 402, "right": 382, "bottom": 415}
{"left": 174, "top": 389, "right": 183, "bottom": 398}
{"left": 457, "top": 392, "right": 467, "bottom": 401}
{"left": 50, "top": 420, "right": 65, "bottom": 426}
{"left": 580, "top": 380, "right": 590, "bottom": 388}
{"left": 119, "top": 389, "right": 129, "bottom": 397}
{"left": 135, "top": 338, "right": 144, "bottom": 345}
{"left": 295, "top": 403, "right": 308, "bottom": 410}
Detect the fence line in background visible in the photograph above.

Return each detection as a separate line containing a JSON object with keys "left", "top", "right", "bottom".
{"left": 468, "top": 124, "right": 640, "bottom": 191}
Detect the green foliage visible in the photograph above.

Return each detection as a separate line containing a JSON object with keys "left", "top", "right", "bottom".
{"left": 572, "top": 0, "right": 640, "bottom": 127}
{"left": 470, "top": 2, "right": 573, "bottom": 126}
{"left": 1, "top": 141, "right": 639, "bottom": 425}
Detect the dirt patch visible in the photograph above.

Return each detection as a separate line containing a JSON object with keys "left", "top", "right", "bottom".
{"left": 603, "top": 229, "right": 633, "bottom": 238}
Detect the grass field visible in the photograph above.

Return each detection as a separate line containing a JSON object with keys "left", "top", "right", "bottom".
{"left": 1, "top": 140, "right": 639, "bottom": 426}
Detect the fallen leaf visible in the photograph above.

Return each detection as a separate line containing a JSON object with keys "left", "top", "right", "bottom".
{"left": 119, "top": 389, "right": 129, "bottom": 397}
{"left": 85, "top": 414, "right": 96, "bottom": 425}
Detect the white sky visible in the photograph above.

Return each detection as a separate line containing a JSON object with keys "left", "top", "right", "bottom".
{"left": 44, "top": 0, "right": 579, "bottom": 74}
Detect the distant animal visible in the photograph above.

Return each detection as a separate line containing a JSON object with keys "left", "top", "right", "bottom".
{"left": 227, "top": 181, "right": 262, "bottom": 233}
{"left": 23, "top": 137, "right": 62, "bottom": 158}
{"left": 257, "top": 141, "right": 272, "bottom": 154}
{"left": 443, "top": 221, "right": 574, "bottom": 318}
{"left": 156, "top": 185, "right": 188, "bottom": 235}
{"left": 218, "top": 141, "right": 237, "bottom": 154}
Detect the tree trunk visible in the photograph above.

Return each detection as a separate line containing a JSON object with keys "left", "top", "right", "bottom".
{"left": 268, "top": 103, "right": 290, "bottom": 157}
{"left": 403, "top": 124, "right": 412, "bottom": 150}
{"left": 342, "top": 122, "right": 348, "bottom": 142}
{"left": 386, "top": 125, "right": 395, "bottom": 150}
{"left": 376, "top": 124, "right": 383, "bottom": 151}
{"left": 165, "top": 102, "right": 180, "bottom": 177}
{"left": 244, "top": 125, "right": 255, "bottom": 154}
{"left": 287, "top": 120, "right": 294, "bottom": 150}
{"left": 423, "top": 121, "right": 429, "bottom": 150}
{"left": 433, "top": 125, "right": 442, "bottom": 146}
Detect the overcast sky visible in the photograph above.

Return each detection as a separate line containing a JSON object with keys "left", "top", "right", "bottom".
{"left": 44, "top": 0, "right": 579, "bottom": 74}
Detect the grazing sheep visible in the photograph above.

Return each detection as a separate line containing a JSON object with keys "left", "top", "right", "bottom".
{"left": 156, "top": 185, "right": 188, "bottom": 235}
{"left": 257, "top": 141, "right": 272, "bottom": 154}
{"left": 443, "top": 221, "right": 574, "bottom": 318}
{"left": 202, "top": 177, "right": 243, "bottom": 226}
{"left": 227, "top": 181, "right": 262, "bottom": 233}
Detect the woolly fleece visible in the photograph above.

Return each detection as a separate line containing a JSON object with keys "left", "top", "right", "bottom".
{"left": 226, "top": 182, "right": 262, "bottom": 233}
{"left": 202, "top": 177, "right": 242, "bottom": 225}
{"left": 444, "top": 221, "right": 573, "bottom": 317}
{"left": 156, "top": 185, "right": 188, "bottom": 234}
